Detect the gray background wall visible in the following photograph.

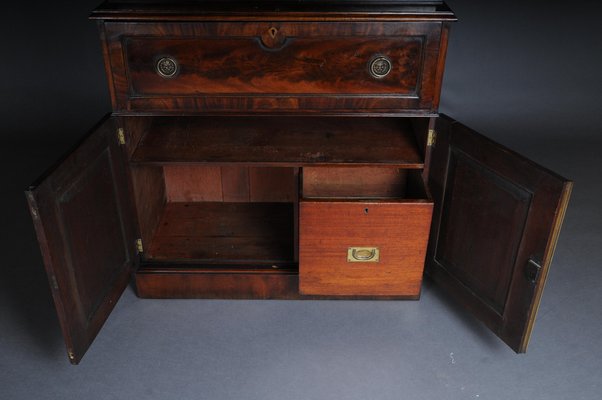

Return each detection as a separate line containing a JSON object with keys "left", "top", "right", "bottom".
{"left": 1, "top": 1, "right": 601, "bottom": 399}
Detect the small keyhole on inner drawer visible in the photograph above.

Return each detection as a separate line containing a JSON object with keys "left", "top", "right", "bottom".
{"left": 268, "top": 27, "right": 278, "bottom": 38}
{"left": 364, "top": 208, "right": 369, "bottom": 214}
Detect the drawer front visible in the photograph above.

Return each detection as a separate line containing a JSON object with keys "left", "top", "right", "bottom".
{"left": 299, "top": 201, "right": 433, "bottom": 296}
{"left": 102, "top": 22, "right": 448, "bottom": 114}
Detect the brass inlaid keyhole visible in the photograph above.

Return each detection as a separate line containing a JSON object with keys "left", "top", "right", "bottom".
{"left": 260, "top": 26, "right": 287, "bottom": 50}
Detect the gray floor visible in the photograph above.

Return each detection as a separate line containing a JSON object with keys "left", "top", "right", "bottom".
{"left": 4, "top": 133, "right": 601, "bottom": 400}
{"left": 2, "top": 0, "right": 602, "bottom": 399}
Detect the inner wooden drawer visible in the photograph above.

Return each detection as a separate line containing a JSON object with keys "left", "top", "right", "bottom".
{"left": 299, "top": 168, "right": 433, "bottom": 297}
{"left": 302, "top": 166, "right": 425, "bottom": 199}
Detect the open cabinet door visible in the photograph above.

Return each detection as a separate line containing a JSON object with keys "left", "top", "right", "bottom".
{"left": 426, "top": 114, "right": 572, "bottom": 353}
{"left": 25, "top": 115, "right": 138, "bottom": 364}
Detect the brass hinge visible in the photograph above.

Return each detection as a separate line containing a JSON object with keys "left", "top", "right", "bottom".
{"left": 136, "top": 238, "right": 144, "bottom": 254}
{"left": 50, "top": 275, "right": 59, "bottom": 290}
{"left": 117, "top": 128, "right": 125, "bottom": 145}
{"left": 67, "top": 350, "right": 75, "bottom": 361}
{"left": 427, "top": 129, "right": 437, "bottom": 147}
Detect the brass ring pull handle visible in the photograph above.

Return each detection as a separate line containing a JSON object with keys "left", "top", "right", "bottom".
{"left": 368, "top": 55, "right": 392, "bottom": 79}
{"left": 347, "top": 247, "right": 380, "bottom": 263}
{"left": 156, "top": 56, "right": 178, "bottom": 78}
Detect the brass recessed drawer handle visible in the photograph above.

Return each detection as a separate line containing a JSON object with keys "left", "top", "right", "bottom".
{"left": 347, "top": 247, "right": 380, "bottom": 263}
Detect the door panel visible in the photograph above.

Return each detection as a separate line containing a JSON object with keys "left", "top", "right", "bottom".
{"left": 25, "top": 115, "right": 137, "bottom": 364}
{"left": 427, "top": 114, "right": 572, "bottom": 353}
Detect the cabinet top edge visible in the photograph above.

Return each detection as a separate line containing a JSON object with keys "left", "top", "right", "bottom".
{"left": 90, "top": 1, "right": 457, "bottom": 22}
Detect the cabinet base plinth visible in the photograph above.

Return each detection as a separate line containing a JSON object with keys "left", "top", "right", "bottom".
{"left": 135, "top": 265, "right": 420, "bottom": 300}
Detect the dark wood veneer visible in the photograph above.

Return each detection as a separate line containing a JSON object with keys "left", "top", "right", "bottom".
{"left": 126, "top": 36, "right": 423, "bottom": 95}
{"left": 91, "top": 2, "right": 457, "bottom": 22}
{"left": 26, "top": 2, "right": 573, "bottom": 363}
{"left": 136, "top": 265, "right": 300, "bottom": 299}
{"left": 135, "top": 264, "right": 421, "bottom": 300}
{"left": 426, "top": 115, "right": 573, "bottom": 353}
{"left": 26, "top": 116, "right": 138, "bottom": 364}
{"left": 100, "top": 20, "right": 449, "bottom": 114}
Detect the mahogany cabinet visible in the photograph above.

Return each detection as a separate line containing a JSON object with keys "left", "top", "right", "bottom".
{"left": 25, "top": 1, "right": 572, "bottom": 364}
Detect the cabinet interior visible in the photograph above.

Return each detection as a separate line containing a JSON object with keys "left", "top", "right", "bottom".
{"left": 127, "top": 116, "right": 429, "bottom": 269}
{"left": 131, "top": 165, "right": 298, "bottom": 265}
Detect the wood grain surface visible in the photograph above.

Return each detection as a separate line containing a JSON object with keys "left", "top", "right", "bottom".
{"left": 26, "top": 116, "right": 137, "bottom": 364}
{"left": 300, "top": 200, "right": 433, "bottom": 296}
{"left": 302, "top": 166, "right": 408, "bottom": 198}
{"left": 131, "top": 116, "right": 424, "bottom": 167}
{"left": 426, "top": 115, "right": 573, "bottom": 353}
{"left": 99, "top": 20, "right": 449, "bottom": 114}
{"left": 146, "top": 202, "right": 295, "bottom": 263}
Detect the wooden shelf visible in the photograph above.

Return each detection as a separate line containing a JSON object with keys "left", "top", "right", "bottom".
{"left": 146, "top": 202, "right": 295, "bottom": 263}
{"left": 131, "top": 116, "right": 423, "bottom": 167}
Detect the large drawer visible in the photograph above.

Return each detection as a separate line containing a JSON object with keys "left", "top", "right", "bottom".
{"left": 299, "top": 168, "right": 433, "bottom": 297}
{"left": 99, "top": 21, "right": 450, "bottom": 114}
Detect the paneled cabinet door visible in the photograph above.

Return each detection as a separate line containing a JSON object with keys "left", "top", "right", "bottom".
{"left": 25, "top": 115, "right": 138, "bottom": 364}
{"left": 426, "top": 114, "right": 572, "bottom": 353}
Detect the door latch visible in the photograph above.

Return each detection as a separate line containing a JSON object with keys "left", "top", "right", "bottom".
{"left": 525, "top": 258, "right": 542, "bottom": 284}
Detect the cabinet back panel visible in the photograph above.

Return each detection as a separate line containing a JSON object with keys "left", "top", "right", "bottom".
{"left": 164, "top": 165, "right": 297, "bottom": 202}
